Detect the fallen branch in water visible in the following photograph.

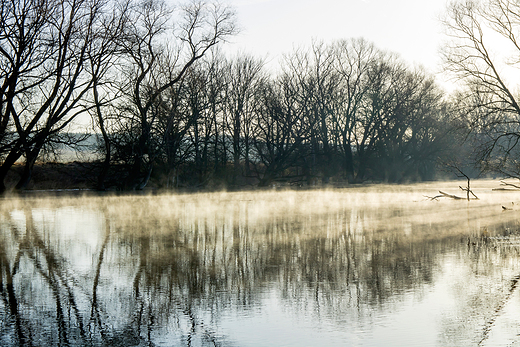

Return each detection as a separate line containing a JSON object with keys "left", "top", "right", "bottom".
{"left": 425, "top": 164, "right": 479, "bottom": 201}
{"left": 441, "top": 164, "right": 479, "bottom": 200}
{"left": 459, "top": 186, "right": 479, "bottom": 200}
{"left": 425, "top": 190, "right": 479, "bottom": 201}
{"left": 439, "top": 190, "right": 470, "bottom": 200}
{"left": 492, "top": 180, "right": 520, "bottom": 191}
{"left": 440, "top": 190, "right": 465, "bottom": 200}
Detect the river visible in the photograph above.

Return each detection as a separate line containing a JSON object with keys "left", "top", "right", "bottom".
{"left": 1, "top": 180, "right": 520, "bottom": 346}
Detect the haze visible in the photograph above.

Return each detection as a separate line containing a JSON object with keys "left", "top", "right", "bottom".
{"left": 4, "top": 180, "right": 520, "bottom": 346}
{"left": 227, "top": 0, "right": 448, "bottom": 74}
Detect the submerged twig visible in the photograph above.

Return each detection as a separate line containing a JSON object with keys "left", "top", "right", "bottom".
{"left": 424, "top": 194, "right": 443, "bottom": 201}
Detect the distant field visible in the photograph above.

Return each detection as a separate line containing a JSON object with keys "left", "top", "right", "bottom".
{"left": 50, "top": 133, "right": 99, "bottom": 163}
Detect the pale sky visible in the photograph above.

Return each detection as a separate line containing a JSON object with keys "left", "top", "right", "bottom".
{"left": 226, "top": 0, "right": 450, "bottom": 77}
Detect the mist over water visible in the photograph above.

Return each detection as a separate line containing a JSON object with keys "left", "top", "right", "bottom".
{"left": 2, "top": 180, "right": 520, "bottom": 346}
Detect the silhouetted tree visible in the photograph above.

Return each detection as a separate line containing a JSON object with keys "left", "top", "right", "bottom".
{"left": 443, "top": 0, "right": 520, "bottom": 178}
{"left": 332, "top": 38, "right": 379, "bottom": 181}
{"left": 304, "top": 42, "right": 341, "bottom": 183}
{"left": 87, "top": 0, "right": 131, "bottom": 190}
{"left": 223, "top": 54, "right": 265, "bottom": 185}
{"left": 251, "top": 74, "right": 315, "bottom": 186}
{"left": 119, "top": 0, "right": 236, "bottom": 189}
{"left": 0, "top": 0, "right": 110, "bottom": 192}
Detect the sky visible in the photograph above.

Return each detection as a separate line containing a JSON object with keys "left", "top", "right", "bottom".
{"left": 225, "top": 0, "right": 451, "bottom": 81}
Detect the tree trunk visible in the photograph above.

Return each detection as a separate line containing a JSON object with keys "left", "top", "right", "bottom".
{"left": 0, "top": 149, "right": 23, "bottom": 194}
{"left": 126, "top": 121, "right": 148, "bottom": 189}
{"left": 355, "top": 147, "right": 367, "bottom": 182}
{"left": 93, "top": 79, "right": 111, "bottom": 191}
{"left": 244, "top": 138, "right": 250, "bottom": 176}
{"left": 96, "top": 138, "right": 110, "bottom": 191}
{"left": 125, "top": 155, "right": 142, "bottom": 190}
{"left": 258, "top": 174, "right": 273, "bottom": 187}
{"left": 15, "top": 140, "right": 46, "bottom": 191}
{"left": 0, "top": 166, "right": 9, "bottom": 194}
{"left": 342, "top": 138, "right": 355, "bottom": 182}
{"left": 232, "top": 111, "right": 241, "bottom": 185}
{"left": 14, "top": 156, "right": 36, "bottom": 191}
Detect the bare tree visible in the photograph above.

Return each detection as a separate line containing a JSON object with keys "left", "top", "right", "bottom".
{"left": 0, "top": 0, "right": 112, "bottom": 193}
{"left": 87, "top": 0, "right": 131, "bottom": 190}
{"left": 305, "top": 41, "right": 340, "bottom": 183}
{"left": 223, "top": 54, "right": 265, "bottom": 185}
{"left": 443, "top": 0, "right": 520, "bottom": 178}
{"left": 0, "top": 0, "right": 54, "bottom": 152}
{"left": 333, "top": 38, "right": 380, "bottom": 181}
{"left": 151, "top": 52, "right": 230, "bottom": 188}
{"left": 120, "top": 0, "right": 237, "bottom": 190}
{"left": 202, "top": 51, "right": 228, "bottom": 184}
{"left": 251, "top": 74, "right": 315, "bottom": 186}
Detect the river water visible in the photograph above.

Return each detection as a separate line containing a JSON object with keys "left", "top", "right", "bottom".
{"left": 2, "top": 180, "right": 520, "bottom": 346}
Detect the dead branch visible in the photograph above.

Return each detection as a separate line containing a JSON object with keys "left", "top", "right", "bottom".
{"left": 438, "top": 190, "right": 466, "bottom": 200}
{"left": 459, "top": 186, "right": 479, "bottom": 200}
{"left": 493, "top": 180, "right": 520, "bottom": 191}
{"left": 425, "top": 190, "right": 479, "bottom": 201}
{"left": 502, "top": 180, "right": 520, "bottom": 189}
{"left": 444, "top": 164, "right": 477, "bottom": 200}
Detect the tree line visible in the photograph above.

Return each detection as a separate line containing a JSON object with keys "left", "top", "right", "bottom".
{"left": 127, "top": 40, "right": 461, "bottom": 189}
{"left": 0, "top": 0, "right": 236, "bottom": 192}
{"left": 2, "top": 0, "right": 517, "bottom": 192}
{"left": 96, "top": 39, "right": 462, "bottom": 189}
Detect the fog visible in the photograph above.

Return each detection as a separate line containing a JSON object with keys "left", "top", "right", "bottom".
{"left": 1, "top": 180, "right": 520, "bottom": 346}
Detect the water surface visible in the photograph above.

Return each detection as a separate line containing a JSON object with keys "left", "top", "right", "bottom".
{"left": 2, "top": 181, "right": 520, "bottom": 346}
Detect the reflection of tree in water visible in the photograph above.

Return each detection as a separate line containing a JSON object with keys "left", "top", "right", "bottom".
{"left": 437, "top": 219, "right": 520, "bottom": 347}
{"left": 0, "top": 207, "right": 88, "bottom": 346}
{"left": 0, "top": 192, "right": 513, "bottom": 346}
